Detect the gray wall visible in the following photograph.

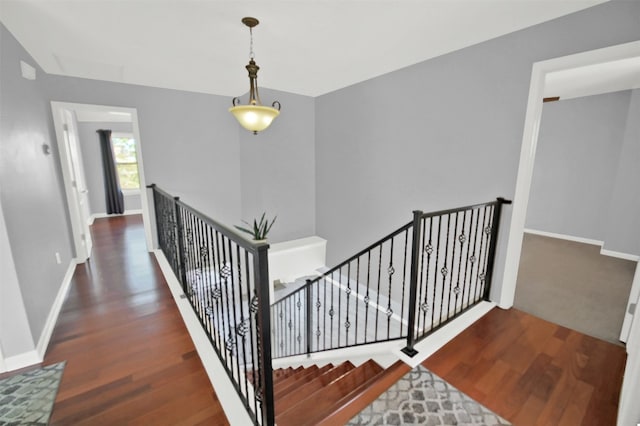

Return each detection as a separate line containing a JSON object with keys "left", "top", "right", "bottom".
{"left": 604, "top": 89, "right": 640, "bottom": 256}
{"left": 314, "top": 1, "right": 640, "bottom": 303}
{"left": 526, "top": 91, "right": 631, "bottom": 243}
{"left": 44, "top": 75, "right": 244, "bottom": 227}
{"left": 76, "top": 121, "right": 141, "bottom": 215}
{"left": 239, "top": 89, "right": 316, "bottom": 243}
{"left": 0, "top": 24, "right": 74, "bottom": 353}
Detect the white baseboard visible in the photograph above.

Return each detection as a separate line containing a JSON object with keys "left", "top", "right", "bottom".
{"left": 153, "top": 249, "right": 254, "bottom": 426}
{"left": 36, "top": 260, "right": 76, "bottom": 359}
{"left": 3, "top": 350, "right": 41, "bottom": 372}
{"left": 524, "top": 228, "right": 639, "bottom": 261}
{"left": 90, "top": 209, "right": 143, "bottom": 224}
{"left": 395, "top": 301, "right": 496, "bottom": 368}
{"left": 600, "top": 249, "right": 639, "bottom": 262}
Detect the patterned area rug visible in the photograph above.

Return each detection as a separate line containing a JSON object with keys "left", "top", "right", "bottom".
{"left": 348, "top": 365, "right": 511, "bottom": 426}
{"left": 0, "top": 362, "right": 65, "bottom": 425}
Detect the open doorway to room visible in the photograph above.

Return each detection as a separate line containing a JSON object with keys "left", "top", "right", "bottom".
{"left": 50, "top": 102, "right": 154, "bottom": 261}
{"left": 513, "top": 87, "right": 638, "bottom": 346}
{"left": 501, "top": 42, "right": 640, "bottom": 340}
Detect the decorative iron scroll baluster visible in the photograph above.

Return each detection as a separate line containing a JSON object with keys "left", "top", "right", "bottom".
{"left": 152, "top": 181, "right": 513, "bottom": 422}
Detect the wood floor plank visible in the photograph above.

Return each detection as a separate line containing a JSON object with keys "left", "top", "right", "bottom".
{"left": 423, "top": 307, "right": 626, "bottom": 425}
{"left": 44, "top": 215, "right": 229, "bottom": 425}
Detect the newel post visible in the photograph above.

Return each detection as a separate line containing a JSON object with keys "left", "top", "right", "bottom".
{"left": 254, "top": 243, "right": 275, "bottom": 425}
{"left": 482, "top": 197, "right": 512, "bottom": 301}
{"left": 401, "top": 210, "right": 424, "bottom": 357}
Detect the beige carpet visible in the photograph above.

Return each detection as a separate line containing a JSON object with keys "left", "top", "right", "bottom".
{"left": 514, "top": 233, "right": 636, "bottom": 345}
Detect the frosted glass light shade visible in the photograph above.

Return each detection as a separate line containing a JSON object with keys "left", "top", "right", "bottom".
{"left": 229, "top": 104, "right": 280, "bottom": 134}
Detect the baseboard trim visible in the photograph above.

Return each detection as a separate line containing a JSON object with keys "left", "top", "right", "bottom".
{"left": 90, "top": 209, "right": 143, "bottom": 223}
{"left": 524, "top": 228, "right": 638, "bottom": 261}
{"left": 153, "top": 249, "right": 254, "bottom": 426}
{"left": 523, "top": 228, "right": 602, "bottom": 246}
{"left": 3, "top": 350, "right": 41, "bottom": 372}
{"left": 600, "top": 249, "right": 639, "bottom": 262}
{"left": 36, "top": 260, "right": 76, "bottom": 359}
{"left": 394, "top": 301, "right": 495, "bottom": 368}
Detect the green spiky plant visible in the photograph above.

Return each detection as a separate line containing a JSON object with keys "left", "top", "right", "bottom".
{"left": 234, "top": 213, "right": 277, "bottom": 241}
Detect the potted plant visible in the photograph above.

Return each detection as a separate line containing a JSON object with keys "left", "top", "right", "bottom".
{"left": 234, "top": 212, "right": 277, "bottom": 242}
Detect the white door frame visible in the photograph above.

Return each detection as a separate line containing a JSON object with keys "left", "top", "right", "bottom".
{"left": 497, "top": 40, "right": 640, "bottom": 426}
{"left": 499, "top": 39, "right": 640, "bottom": 309}
{"left": 51, "top": 102, "right": 154, "bottom": 255}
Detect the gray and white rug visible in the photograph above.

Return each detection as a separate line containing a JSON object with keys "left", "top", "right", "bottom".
{"left": 348, "top": 365, "right": 510, "bottom": 426}
{"left": 0, "top": 362, "right": 65, "bottom": 425}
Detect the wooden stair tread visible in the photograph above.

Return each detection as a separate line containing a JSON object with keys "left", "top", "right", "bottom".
{"left": 274, "top": 365, "right": 318, "bottom": 393}
{"left": 275, "top": 361, "right": 355, "bottom": 414}
{"left": 275, "top": 364, "right": 333, "bottom": 399}
{"left": 317, "top": 360, "right": 410, "bottom": 426}
{"left": 276, "top": 360, "right": 384, "bottom": 426}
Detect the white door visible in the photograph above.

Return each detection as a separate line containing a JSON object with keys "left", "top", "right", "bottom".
{"left": 56, "top": 108, "right": 93, "bottom": 261}
{"left": 620, "top": 263, "right": 640, "bottom": 343}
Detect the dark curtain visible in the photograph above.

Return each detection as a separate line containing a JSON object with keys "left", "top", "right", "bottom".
{"left": 96, "top": 129, "right": 125, "bottom": 214}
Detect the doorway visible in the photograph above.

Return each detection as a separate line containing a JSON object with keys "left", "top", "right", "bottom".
{"left": 51, "top": 102, "right": 154, "bottom": 260}
{"left": 497, "top": 40, "right": 640, "bottom": 426}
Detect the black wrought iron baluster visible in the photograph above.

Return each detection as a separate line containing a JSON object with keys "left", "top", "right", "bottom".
{"left": 220, "top": 235, "right": 234, "bottom": 370}
{"left": 374, "top": 244, "right": 382, "bottom": 341}
{"left": 296, "top": 289, "right": 302, "bottom": 354}
{"left": 355, "top": 257, "right": 360, "bottom": 344}
{"left": 306, "top": 280, "right": 312, "bottom": 355}
{"left": 235, "top": 244, "right": 249, "bottom": 398}
{"left": 416, "top": 217, "right": 427, "bottom": 334}
{"left": 337, "top": 267, "right": 343, "bottom": 347}
{"left": 315, "top": 280, "right": 321, "bottom": 352}
{"left": 174, "top": 198, "right": 188, "bottom": 293}
{"left": 474, "top": 206, "right": 490, "bottom": 302}
{"left": 400, "top": 229, "right": 409, "bottom": 336}
{"left": 431, "top": 215, "right": 442, "bottom": 331}
{"left": 226, "top": 238, "right": 242, "bottom": 387}
{"left": 386, "top": 238, "right": 395, "bottom": 340}
{"left": 364, "top": 251, "right": 371, "bottom": 344}
{"left": 323, "top": 276, "right": 327, "bottom": 350}
{"left": 329, "top": 271, "right": 335, "bottom": 348}
{"left": 243, "top": 247, "right": 256, "bottom": 409}
{"left": 212, "top": 230, "right": 225, "bottom": 361}
{"left": 454, "top": 210, "right": 468, "bottom": 315}
{"left": 445, "top": 212, "right": 459, "bottom": 320}
{"left": 345, "top": 263, "right": 351, "bottom": 346}
{"left": 201, "top": 221, "right": 214, "bottom": 338}
{"left": 463, "top": 208, "right": 479, "bottom": 309}
{"left": 422, "top": 218, "right": 434, "bottom": 334}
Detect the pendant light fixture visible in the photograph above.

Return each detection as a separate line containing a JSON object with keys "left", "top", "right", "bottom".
{"left": 229, "top": 17, "right": 281, "bottom": 135}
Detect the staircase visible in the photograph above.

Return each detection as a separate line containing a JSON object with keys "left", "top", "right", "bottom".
{"left": 272, "top": 359, "right": 409, "bottom": 426}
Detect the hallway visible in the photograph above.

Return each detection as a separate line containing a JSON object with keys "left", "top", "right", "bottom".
{"left": 43, "top": 215, "right": 228, "bottom": 425}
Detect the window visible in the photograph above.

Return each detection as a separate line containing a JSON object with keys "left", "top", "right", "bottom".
{"left": 111, "top": 133, "right": 140, "bottom": 190}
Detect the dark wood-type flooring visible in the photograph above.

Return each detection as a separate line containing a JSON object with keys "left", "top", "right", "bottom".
{"left": 424, "top": 307, "right": 627, "bottom": 426}
{"left": 43, "top": 215, "right": 229, "bottom": 425}
{"left": 34, "top": 215, "right": 626, "bottom": 425}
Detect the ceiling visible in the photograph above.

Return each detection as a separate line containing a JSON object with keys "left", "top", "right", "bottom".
{"left": 0, "top": 0, "right": 610, "bottom": 98}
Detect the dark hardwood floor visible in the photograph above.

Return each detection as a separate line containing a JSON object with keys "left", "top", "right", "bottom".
{"left": 423, "top": 307, "right": 627, "bottom": 426}
{"left": 38, "top": 215, "right": 626, "bottom": 425}
{"left": 43, "top": 215, "right": 228, "bottom": 425}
